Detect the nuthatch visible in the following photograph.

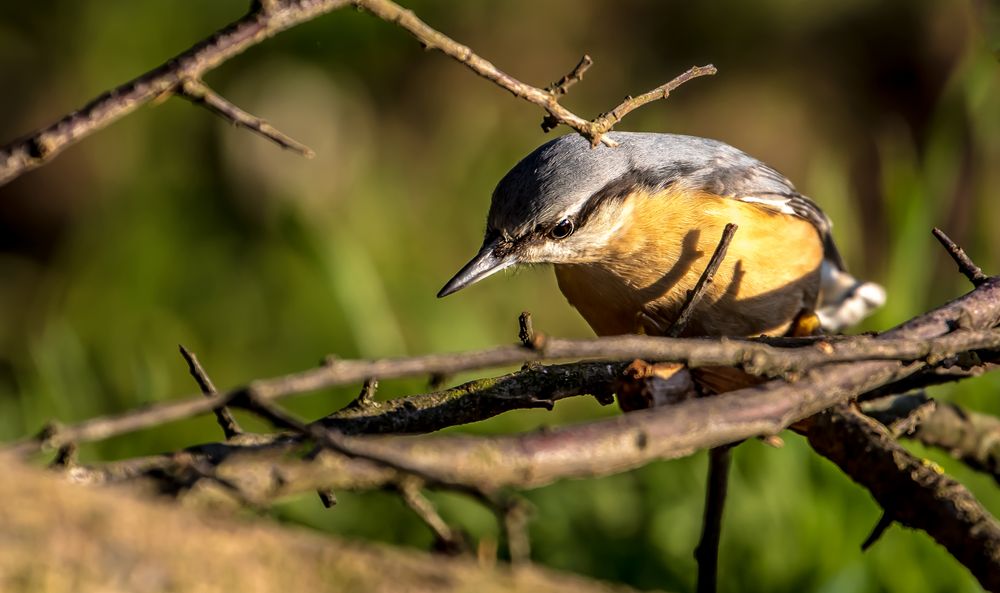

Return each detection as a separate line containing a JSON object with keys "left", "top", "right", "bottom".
{"left": 439, "top": 132, "right": 885, "bottom": 338}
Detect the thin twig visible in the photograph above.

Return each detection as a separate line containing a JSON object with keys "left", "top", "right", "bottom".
{"left": 932, "top": 228, "right": 988, "bottom": 287}
{"left": 50, "top": 442, "right": 78, "bottom": 469}
{"left": 695, "top": 445, "right": 733, "bottom": 593}
{"left": 179, "top": 345, "right": 242, "bottom": 440}
{"left": 0, "top": 0, "right": 352, "bottom": 186}
{"left": 11, "top": 322, "right": 1000, "bottom": 456}
{"left": 177, "top": 79, "right": 314, "bottom": 157}
{"left": 589, "top": 64, "right": 718, "bottom": 141}
{"left": 354, "top": 0, "right": 715, "bottom": 147}
{"left": 545, "top": 54, "right": 593, "bottom": 96}
{"left": 668, "top": 223, "right": 738, "bottom": 337}
{"left": 0, "top": 0, "right": 713, "bottom": 185}
{"left": 499, "top": 496, "right": 532, "bottom": 565}
{"left": 351, "top": 378, "right": 379, "bottom": 408}
{"left": 398, "top": 478, "right": 464, "bottom": 553}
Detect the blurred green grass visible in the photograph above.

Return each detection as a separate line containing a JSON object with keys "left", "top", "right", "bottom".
{"left": 0, "top": 1, "right": 998, "bottom": 592}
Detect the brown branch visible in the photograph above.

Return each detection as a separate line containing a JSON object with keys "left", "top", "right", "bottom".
{"left": 587, "top": 65, "right": 719, "bottom": 141}
{"left": 177, "top": 78, "right": 314, "bottom": 157}
{"left": 13, "top": 316, "right": 1000, "bottom": 454}
{"left": 11, "top": 315, "right": 1000, "bottom": 457}
{"left": 807, "top": 405, "right": 1000, "bottom": 591}
{"left": 695, "top": 445, "right": 733, "bottom": 593}
{"left": 933, "top": 228, "right": 988, "bottom": 287}
{"left": 0, "top": 0, "right": 712, "bottom": 186}
{"left": 398, "top": 478, "right": 465, "bottom": 554}
{"left": 353, "top": 0, "right": 714, "bottom": 147}
{"left": 903, "top": 400, "right": 1000, "bottom": 485}
{"left": 545, "top": 54, "right": 593, "bottom": 96}
{"left": 319, "top": 361, "right": 620, "bottom": 435}
{"left": 499, "top": 496, "right": 532, "bottom": 565}
{"left": 0, "top": 0, "right": 353, "bottom": 186}
{"left": 667, "top": 223, "right": 738, "bottom": 337}
{"left": 178, "top": 345, "right": 242, "bottom": 440}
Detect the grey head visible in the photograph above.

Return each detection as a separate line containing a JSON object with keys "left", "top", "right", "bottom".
{"left": 438, "top": 131, "right": 808, "bottom": 297}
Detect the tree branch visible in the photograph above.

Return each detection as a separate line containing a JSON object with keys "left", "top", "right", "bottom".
{"left": 11, "top": 312, "right": 1000, "bottom": 456}
{"left": 933, "top": 228, "right": 988, "bottom": 287}
{"left": 179, "top": 345, "right": 242, "bottom": 440}
{"left": 177, "top": 78, "right": 314, "bottom": 157}
{"left": 1, "top": 453, "right": 635, "bottom": 593}
{"left": 0, "top": 0, "right": 713, "bottom": 186}
{"left": 666, "top": 223, "right": 737, "bottom": 337}
{"left": 0, "top": 0, "right": 352, "bottom": 186}
{"left": 695, "top": 445, "right": 732, "bottom": 593}
{"left": 865, "top": 395, "right": 1000, "bottom": 486}
{"left": 807, "top": 405, "right": 1000, "bottom": 591}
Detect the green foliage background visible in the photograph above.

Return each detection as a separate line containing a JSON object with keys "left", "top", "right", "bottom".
{"left": 1, "top": 1, "right": 998, "bottom": 591}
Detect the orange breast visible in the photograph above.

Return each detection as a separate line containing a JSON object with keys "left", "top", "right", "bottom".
{"left": 554, "top": 189, "right": 824, "bottom": 337}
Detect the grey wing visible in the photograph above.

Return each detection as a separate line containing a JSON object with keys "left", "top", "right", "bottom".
{"left": 691, "top": 157, "right": 886, "bottom": 330}
{"left": 688, "top": 158, "right": 845, "bottom": 270}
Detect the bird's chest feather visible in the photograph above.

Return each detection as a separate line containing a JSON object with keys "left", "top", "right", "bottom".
{"left": 554, "top": 190, "right": 825, "bottom": 337}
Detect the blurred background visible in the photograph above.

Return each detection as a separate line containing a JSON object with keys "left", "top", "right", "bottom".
{"left": 1, "top": 0, "right": 998, "bottom": 591}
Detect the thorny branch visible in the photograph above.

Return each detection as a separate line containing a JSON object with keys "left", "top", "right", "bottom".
{"left": 0, "top": 0, "right": 713, "bottom": 186}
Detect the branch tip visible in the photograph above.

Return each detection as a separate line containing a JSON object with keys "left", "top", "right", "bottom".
{"left": 546, "top": 54, "right": 594, "bottom": 96}
{"left": 353, "top": 378, "right": 379, "bottom": 408}
{"left": 177, "top": 78, "right": 315, "bottom": 158}
{"left": 932, "top": 228, "right": 988, "bottom": 287}
{"left": 179, "top": 344, "right": 242, "bottom": 439}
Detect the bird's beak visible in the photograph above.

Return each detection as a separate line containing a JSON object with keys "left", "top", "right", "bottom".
{"left": 437, "top": 239, "right": 516, "bottom": 298}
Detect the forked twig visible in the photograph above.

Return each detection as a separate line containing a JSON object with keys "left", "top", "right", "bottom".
{"left": 0, "top": 0, "right": 714, "bottom": 186}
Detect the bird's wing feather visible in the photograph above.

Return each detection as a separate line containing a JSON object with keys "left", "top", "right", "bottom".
{"left": 681, "top": 158, "right": 845, "bottom": 270}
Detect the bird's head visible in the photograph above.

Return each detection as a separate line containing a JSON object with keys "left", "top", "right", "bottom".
{"left": 438, "top": 132, "right": 690, "bottom": 297}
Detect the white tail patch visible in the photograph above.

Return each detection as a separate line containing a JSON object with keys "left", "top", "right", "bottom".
{"left": 816, "top": 260, "right": 886, "bottom": 332}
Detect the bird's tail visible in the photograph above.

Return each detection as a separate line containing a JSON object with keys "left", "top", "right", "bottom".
{"left": 816, "top": 260, "right": 886, "bottom": 332}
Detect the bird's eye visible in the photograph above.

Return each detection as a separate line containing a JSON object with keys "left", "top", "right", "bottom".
{"left": 549, "top": 219, "right": 575, "bottom": 240}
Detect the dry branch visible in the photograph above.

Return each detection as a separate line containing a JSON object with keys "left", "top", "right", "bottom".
{"left": 865, "top": 394, "right": 1000, "bottom": 485}
{"left": 179, "top": 345, "right": 242, "bottom": 440}
{"left": 934, "top": 227, "right": 988, "bottom": 287}
{"left": 695, "top": 446, "right": 732, "bottom": 593}
{"left": 46, "top": 271, "right": 1000, "bottom": 586}
{"left": 807, "top": 405, "right": 1000, "bottom": 591}
{"left": 177, "top": 78, "right": 314, "bottom": 157}
{"left": 0, "top": 0, "right": 713, "bottom": 186}
{"left": 11, "top": 320, "right": 1000, "bottom": 457}
{"left": 72, "top": 273, "right": 1000, "bottom": 497}
{"left": 667, "top": 223, "right": 737, "bottom": 337}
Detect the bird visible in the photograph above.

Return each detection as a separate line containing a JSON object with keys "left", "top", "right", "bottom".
{"left": 438, "top": 132, "right": 885, "bottom": 341}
